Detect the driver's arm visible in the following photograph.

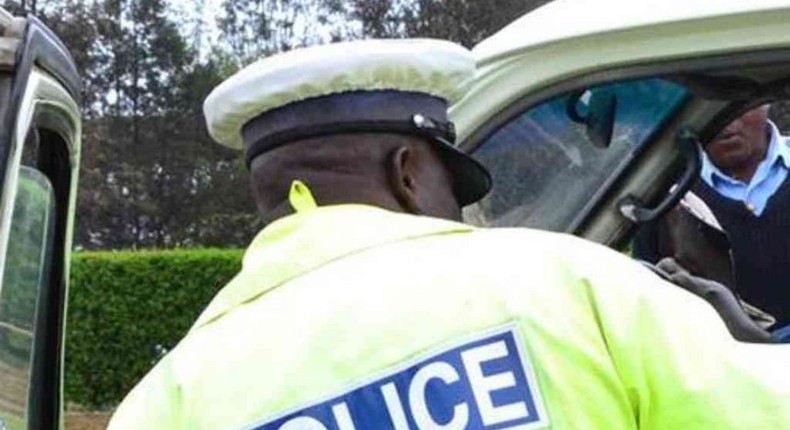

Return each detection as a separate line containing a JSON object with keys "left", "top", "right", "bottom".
{"left": 654, "top": 257, "right": 773, "bottom": 343}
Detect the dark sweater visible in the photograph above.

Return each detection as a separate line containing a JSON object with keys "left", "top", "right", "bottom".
{"left": 693, "top": 178, "right": 790, "bottom": 326}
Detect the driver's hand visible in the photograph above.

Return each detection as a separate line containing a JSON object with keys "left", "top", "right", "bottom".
{"left": 655, "top": 257, "right": 773, "bottom": 343}
{"left": 656, "top": 257, "right": 732, "bottom": 300}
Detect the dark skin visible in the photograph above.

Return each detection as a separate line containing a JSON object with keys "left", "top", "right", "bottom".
{"left": 249, "top": 133, "right": 461, "bottom": 225}
{"left": 705, "top": 105, "right": 771, "bottom": 182}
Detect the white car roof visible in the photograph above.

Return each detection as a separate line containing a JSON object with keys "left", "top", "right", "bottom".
{"left": 474, "top": 0, "right": 790, "bottom": 64}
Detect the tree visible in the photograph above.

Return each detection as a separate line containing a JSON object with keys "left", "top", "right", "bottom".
{"left": 346, "top": 0, "right": 551, "bottom": 47}
{"left": 215, "top": 0, "right": 551, "bottom": 62}
{"left": 216, "top": 0, "right": 357, "bottom": 64}
{"left": 3, "top": 0, "right": 260, "bottom": 249}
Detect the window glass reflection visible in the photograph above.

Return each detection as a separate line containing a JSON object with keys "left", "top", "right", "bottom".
{"left": 0, "top": 167, "right": 55, "bottom": 430}
{"left": 465, "top": 79, "right": 688, "bottom": 231}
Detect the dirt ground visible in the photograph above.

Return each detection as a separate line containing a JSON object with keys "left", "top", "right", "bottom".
{"left": 64, "top": 412, "right": 112, "bottom": 430}
{"left": 0, "top": 356, "right": 27, "bottom": 430}
{"left": 3, "top": 349, "right": 111, "bottom": 430}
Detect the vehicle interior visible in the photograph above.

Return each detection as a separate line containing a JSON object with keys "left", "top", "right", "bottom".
{"left": 461, "top": 51, "right": 790, "bottom": 247}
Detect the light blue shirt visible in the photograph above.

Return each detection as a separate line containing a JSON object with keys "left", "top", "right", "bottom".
{"left": 701, "top": 121, "right": 790, "bottom": 216}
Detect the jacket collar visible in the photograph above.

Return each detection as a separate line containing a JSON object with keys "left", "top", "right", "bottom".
{"left": 192, "top": 182, "right": 474, "bottom": 329}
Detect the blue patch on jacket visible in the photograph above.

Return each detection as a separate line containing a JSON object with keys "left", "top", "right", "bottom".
{"left": 244, "top": 327, "right": 548, "bottom": 430}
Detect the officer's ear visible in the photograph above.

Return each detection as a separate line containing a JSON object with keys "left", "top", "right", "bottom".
{"left": 389, "top": 145, "right": 423, "bottom": 215}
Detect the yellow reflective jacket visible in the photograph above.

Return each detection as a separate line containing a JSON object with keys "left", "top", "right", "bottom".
{"left": 108, "top": 196, "right": 790, "bottom": 430}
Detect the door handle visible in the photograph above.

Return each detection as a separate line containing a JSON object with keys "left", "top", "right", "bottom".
{"left": 618, "top": 128, "right": 702, "bottom": 223}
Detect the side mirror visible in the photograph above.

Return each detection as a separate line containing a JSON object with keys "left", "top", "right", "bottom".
{"left": 566, "top": 89, "right": 617, "bottom": 148}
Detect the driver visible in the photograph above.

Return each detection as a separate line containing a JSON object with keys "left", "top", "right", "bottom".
{"left": 693, "top": 105, "right": 790, "bottom": 327}
{"left": 635, "top": 106, "right": 790, "bottom": 339}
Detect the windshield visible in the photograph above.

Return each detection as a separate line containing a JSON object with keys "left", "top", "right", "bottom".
{"left": 464, "top": 78, "right": 689, "bottom": 230}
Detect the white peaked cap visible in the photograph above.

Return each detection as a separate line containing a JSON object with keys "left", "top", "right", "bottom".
{"left": 203, "top": 39, "right": 476, "bottom": 150}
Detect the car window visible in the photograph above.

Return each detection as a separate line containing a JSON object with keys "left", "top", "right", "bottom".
{"left": 0, "top": 166, "right": 55, "bottom": 430}
{"left": 464, "top": 78, "right": 689, "bottom": 231}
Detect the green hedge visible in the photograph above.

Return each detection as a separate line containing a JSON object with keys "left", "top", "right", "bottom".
{"left": 65, "top": 249, "right": 243, "bottom": 409}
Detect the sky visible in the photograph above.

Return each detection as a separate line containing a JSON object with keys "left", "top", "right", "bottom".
{"left": 169, "top": 0, "right": 362, "bottom": 60}
{"left": 171, "top": 0, "right": 223, "bottom": 59}
{"left": 199, "top": 0, "right": 223, "bottom": 38}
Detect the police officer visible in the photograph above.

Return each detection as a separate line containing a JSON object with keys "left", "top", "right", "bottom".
{"left": 108, "top": 39, "right": 790, "bottom": 430}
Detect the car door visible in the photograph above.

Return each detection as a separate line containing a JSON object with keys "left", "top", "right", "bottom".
{"left": 0, "top": 8, "right": 81, "bottom": 430}
{"left": 452, "top": 0, "right": 790, "bottom": 247}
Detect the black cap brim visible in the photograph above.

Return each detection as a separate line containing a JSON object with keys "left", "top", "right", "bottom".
{"left": 432, "top": 139, "right": 492, "bottom": 207}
